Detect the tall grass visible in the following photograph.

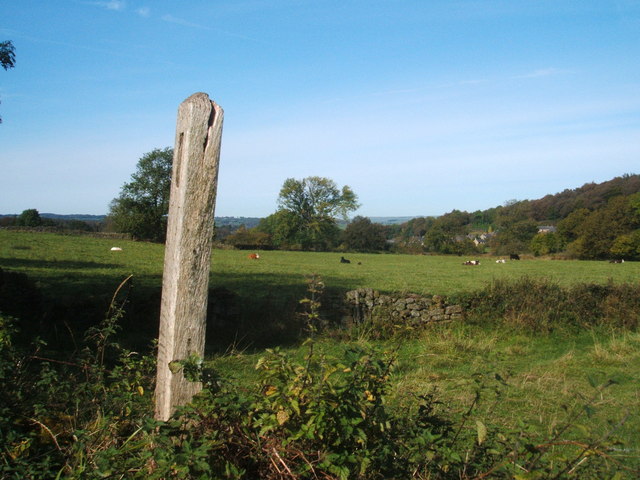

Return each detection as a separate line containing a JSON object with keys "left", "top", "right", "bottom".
{"left": 459, "top": 277, "right": 640, "bottom": 332}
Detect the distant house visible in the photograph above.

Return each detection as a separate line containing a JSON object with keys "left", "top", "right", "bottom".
{"left": 537, "top": 225, "right": 557, "bottom": 234}
{"left": 468, "top": 232, "right": 495, "bottom": 247}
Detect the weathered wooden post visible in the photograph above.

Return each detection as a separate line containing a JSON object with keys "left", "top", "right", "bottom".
{"left": 155, "top": 92, "right": 224, "bottom": 421}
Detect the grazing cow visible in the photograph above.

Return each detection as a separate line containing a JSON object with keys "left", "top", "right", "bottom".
{"left": 609, "top": 259, "right": 624, "bottom": 264}
{"left": 496, "top": 259, "right": 506, "bottom": 264}
{"left": 510, "top": 254, "right": 520, "bottom": 260}
{"left": 463, "top": 260, "right": 480, "bottom": 265}
{"left": 110, "top": 247, "right": 122, "bottom": 251}
{"left": 248, "top": 253, "right": 260, "bottom": 260}
{"left": 340, "top": 256, "right": 351, "bottom": 264}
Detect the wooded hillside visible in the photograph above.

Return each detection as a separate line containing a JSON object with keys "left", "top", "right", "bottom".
{"left": 392, "top": 174, "right": 640, "bottom": 259}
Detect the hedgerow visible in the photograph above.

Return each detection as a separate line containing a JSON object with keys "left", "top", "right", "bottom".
{"left": 457, "top": 276, "right": 640, "bottom": 332}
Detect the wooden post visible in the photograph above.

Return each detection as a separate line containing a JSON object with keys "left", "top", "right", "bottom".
{"left": 154, "top": 93, "right": 224, "bottom": 421}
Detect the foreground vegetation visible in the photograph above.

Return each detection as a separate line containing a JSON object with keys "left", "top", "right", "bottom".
{"left": 1, "top": 230, "right": 639, "bottom": 477}
{"left": 1, "top": 285, "right": 638, "bottom": 478}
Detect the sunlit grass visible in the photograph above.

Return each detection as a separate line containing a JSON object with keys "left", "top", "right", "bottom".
{"left": 3, "top": 231, "right": 640, "bottom": 301}
{"left": 204, "top": 322, "right": 639, "bottom": 459}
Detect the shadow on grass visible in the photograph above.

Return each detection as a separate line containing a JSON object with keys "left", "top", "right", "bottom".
{"left": 0, "top": 264, "right": 350, "bottom": 354}
{"left": 207, "top": 271, "right": 351, "bottom": 353}
{"left": 0, "top": 257, "right": 120, "bottom": 270}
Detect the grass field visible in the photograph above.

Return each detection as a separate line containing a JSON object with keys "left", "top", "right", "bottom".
{"left": 3, "top": 229, "right": 639, "bottom": 343}
{"left": 2, "top": 230, "right": 639, "bottom": 299}
{"left": 209, "top": 326, "right": 640, "bottom": 471}
{"left": 1, "top": 230, "right": 639, "bottom": 474}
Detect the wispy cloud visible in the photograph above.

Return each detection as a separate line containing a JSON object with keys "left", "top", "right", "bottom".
{"left": 512, "top": 68, "right": 571, "bottom": 79}
{"left": 159, "top": 13, "right": 261, "bottom": 42}
{"left": 161, "top": 14, "right": 209, "bottom": 30}
{"left": 136, "top": 7, "right": 150, "bottom": 18}
{"left": 85, "top": 0, "right": 126, "bottom": 11}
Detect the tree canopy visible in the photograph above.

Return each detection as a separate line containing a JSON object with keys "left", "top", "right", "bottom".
{"left": 16, "top": 209, "right": 42, "bottom": 227}
{"left": 259, "top": 176, "right": 359, "bottom": 250}
{"left": 559, "top": 193, "right": 640, "bottom": 260}
{"left": 0, "top": 41, "right": 15, "bottom": 71}
{"left": 107, "top": 147, "right": 173, "bottom": 242}
{"left": 342, "top": 216, "right": 388, "bottom": 252}
{"left": 277, "top": 176, "right": 359, "bottom": 222}
{"left": 1, "top": 40, "right": 16, "bottom": 124}
{"left": 388, "top": 174, "right": 640, "bottom": 259}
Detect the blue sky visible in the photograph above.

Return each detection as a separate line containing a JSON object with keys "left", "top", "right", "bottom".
{"left": 1, "top": 1, "right": 639, "bottom": 218}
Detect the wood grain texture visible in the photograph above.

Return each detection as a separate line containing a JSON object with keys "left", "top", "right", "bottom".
{"left": 155, "top": 93, "right": 224, "bottom": 421}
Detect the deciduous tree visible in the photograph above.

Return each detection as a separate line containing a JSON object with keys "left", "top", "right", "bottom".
{"left": 16, "top": 209, "right": 42, "bottom": 227}
{"left": 610, "top": 230, "right": 640, "bottom": 260}
{"left": 278, "top": 176, "right": 359, "bottom": 221}
{"left": 107, "top": 147, "right": 173, "bottom": 242}
{"left": 565, "top": 195, "right": 639, "bottom": 259}
{"left": 490, "top": 219, "right": 538, "bottom": 255}
{"left": 530, "top": 232, "right": 564, "bottom": 256}
{"left": 1, "top": 40, "right": 16, "bottom": 124}
{"left": 0, "top": 41, "right": 15, "bottom": 70}
{"left": 342, "top": 216, "right": 387, "bottom": 252}
{"left": 270, "top": 176, "right": 359, "bottom": 250}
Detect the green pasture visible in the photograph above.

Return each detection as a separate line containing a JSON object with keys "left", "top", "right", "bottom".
{"left": 2, "top": 230, "right": 639, "bottom": 300}
{"left": 2, "top": 229, "right": 639, "bottom": 347}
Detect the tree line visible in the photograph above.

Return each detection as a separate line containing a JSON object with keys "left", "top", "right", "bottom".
{"left": 0, "top": 209, "right": 102, "bottom": 232}
{"left": 44, "top": 147, "right": 640, "bottom": 260}
{"left": 103, "top": 148, "right": 391, "bottom": 251}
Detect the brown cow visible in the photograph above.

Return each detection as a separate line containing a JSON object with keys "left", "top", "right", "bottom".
{"left": 248, "top": 253, "right": 260, "bottom": 260}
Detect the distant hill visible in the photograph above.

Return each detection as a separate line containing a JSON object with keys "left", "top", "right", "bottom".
{"left": 368, "top": 216, "right": 420, "bottom": 225}
{"left": 0, "top": 213, "right": 263, "bottom": 228}
{"left": 214, "top": 216, "right": 262, "bottom": 228}
{"left": 0, "top": 213, "right": 107, "bottom": 222}
{"left": 42, "top": 213, "right": 107, "bottom": 222}
{"left": 385, "top": 174, "right": 640, "bottom": 226}
{"left": 521, "top": 173, "right": 640, "bottom": 221}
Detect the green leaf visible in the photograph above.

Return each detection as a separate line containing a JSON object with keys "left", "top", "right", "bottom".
{"left": 290, "top": 399, "right": 300, "bottom": 416}
{"left": 476, "top": 420, "right": 487, "bottom": 445}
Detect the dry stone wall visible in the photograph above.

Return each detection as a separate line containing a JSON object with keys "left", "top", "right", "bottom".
{"left": 342, "top": 288, "right": 464, "bottom": 326}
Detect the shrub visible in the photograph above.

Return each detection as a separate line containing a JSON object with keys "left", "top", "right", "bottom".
{"left": 460, "top": 277, "right": 640, "bottom": 332}
{"left": 0, "top": 279, "right": 156, "bottom": 479}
